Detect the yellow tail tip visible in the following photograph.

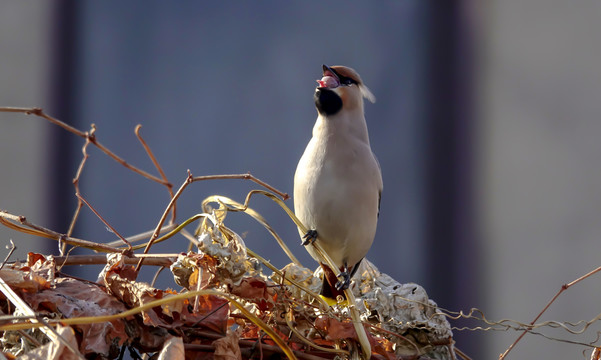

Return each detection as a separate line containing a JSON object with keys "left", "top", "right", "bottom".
{"left": 319, "top": 295, "right": 349, "bottom": 307}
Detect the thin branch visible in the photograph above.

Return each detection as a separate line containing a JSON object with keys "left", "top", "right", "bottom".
{"left": 65, "top": 124, "right": 96, "bottom": 254}
{"left": 38, "top": 254, "right": 177, "bottom": 267}
{"left": 1, "top": 107, "right": 86, "bottom": 137}
{"left": 135, "top": 170, "right": 195, "bottom": 272}
{"left": 0, "top": 211, "right": 121, "bottom": 253}
{"left": 135, "top": 124, "right": 175, "bottom": 222}
{"left": 0, "top": 107, "right": 169, "bottom": 186}
{"left": 0, "top": 240, "right": 16, "bottom": 270}
{"left": 75, "top": 192, "right": 133, "bottom": 253}
{"left": 135, "top": 171, "right": 289, "bottom": 272}
{"left": 195, "top": 172, "right": 289, "bottom": 201}
{"left": 500, "top": 265, "right": 601, "bottom": 359}
{"left": 103, "top": 223, "right": 177, "bottom": 247}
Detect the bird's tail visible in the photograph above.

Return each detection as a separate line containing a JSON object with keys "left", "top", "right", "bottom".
{"left": 320, "top": 264, "right": 345, "bottom": 300}
{"left": 319, "top": 261, "right": 362, "bottom": 306}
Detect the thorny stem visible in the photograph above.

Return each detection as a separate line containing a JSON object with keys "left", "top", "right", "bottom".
{"left": 500, "top": 265, "right": 601, "bottom": 359}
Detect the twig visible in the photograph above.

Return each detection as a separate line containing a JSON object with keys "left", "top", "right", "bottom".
{"left": 0, "top": 107, "right": 169, "bottom": 186}
{"left": 246, "top": 247, "right": 329, "bottom": 309}
{"left": 0, "top": 210, "right": 121, "bottom": 253}
{"left": 191, "top": 173, "right": 288, "bottom": 201}
{"left": 180, "top": 228, "right": 198, "bottom": 244}
{"left": 136, "top": 170, "right": 195, "bottom": 273}
{"left": 104, "top": 223, "right": 177, "bottom": 247}
{"left": 284, "top": 306, "right": 348, "bottom": 355}
{"left": 150, "top": 266, "right": 167, "bottom": 287}
{"left": 47, "top": 254, "right": 177, "bottom": 267}
{"left": 186, "top": 341, "right": 326, "bottom": 360}
{"left": 0, "top": 289, "right": 299, "bottom": 360}
{"left": 135, "top": 172, "right": 289, "bottom": 272}
{"left": 0, "top": 239, "right": 16, "bottom": 270}
{"left": 229, "top": 172, "right": 289, "bottom": 201}
{"left": 202, "top": 194, "right": 301, "bottom": 266}
{"left": 75, "top": 192, "right": 133, "bottom": 253}
{"left": 135, "top": 124, "right": 175, "bottom": 222}
{"left": 500, "top": 265, "right": 601, "bottom": 359}
{"left": 66, "top": 124, "right": 96, "bottom": 244}
{"left": 0, "top": 276, "right": 85, "bottom": 359}
{"left": 366, "top": 322, "right": 421, "bottom": 355}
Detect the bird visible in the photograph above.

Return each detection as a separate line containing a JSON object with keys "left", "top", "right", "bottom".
{"left": 294, "top": 64, "right": 382, "bottom": 303}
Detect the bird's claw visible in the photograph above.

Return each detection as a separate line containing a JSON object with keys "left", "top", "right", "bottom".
{"left": 302, "top": 229, "right": 318, "bottom": 246}
{"left": 335, "top": 271, "right": 351, "bottom": 291}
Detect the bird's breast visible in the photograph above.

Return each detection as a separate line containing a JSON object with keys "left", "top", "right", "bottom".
{"left": 293, "top": 134, "right": 381, "bottom": 267}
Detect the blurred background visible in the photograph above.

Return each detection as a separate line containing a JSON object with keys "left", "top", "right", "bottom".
{"left": 2, "top": 1, "right": 601, "bottom": 358}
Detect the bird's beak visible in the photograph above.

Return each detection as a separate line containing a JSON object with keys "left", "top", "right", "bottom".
{"left": 317, "top": 64, "right": 340, "bottom": 89}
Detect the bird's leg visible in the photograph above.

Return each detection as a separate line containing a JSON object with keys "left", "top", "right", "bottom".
{"left": 302, "top": 229, "right": 318, "bottom": 246}
{"left": 335, "top": 262, "right": 351, "bottom": 291}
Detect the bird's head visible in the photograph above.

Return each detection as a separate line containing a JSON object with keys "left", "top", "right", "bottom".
{"left": 315, "top": 64, "right": 375, "bottom": 116}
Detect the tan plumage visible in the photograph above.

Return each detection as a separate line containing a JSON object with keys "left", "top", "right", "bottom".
{"left": 294, "top": 64, "right": 382, "bottom": 299}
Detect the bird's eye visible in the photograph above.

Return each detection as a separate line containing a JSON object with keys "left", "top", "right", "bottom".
{"left": 340, "top": 77, "right": 356, "bottom": 86}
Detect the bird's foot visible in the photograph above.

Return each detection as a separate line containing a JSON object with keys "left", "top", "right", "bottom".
{"left": 335, "top": 270, "right": 351, "bottom": 291}
{"left": 302, "top": 229, "right": 318, "bottom": 246}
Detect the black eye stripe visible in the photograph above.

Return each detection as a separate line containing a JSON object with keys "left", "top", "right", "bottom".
{"left": 330, "top": 68, "right": 358, "bottom": 86}
{"left": 340, "top": 76, "right": 357, "bottom": 85}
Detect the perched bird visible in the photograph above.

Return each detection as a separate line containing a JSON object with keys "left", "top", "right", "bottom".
{"left": 294, "top": 64, "right": 382, "bottom": 302}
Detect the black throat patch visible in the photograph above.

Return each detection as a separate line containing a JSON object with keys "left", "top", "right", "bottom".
{"left": 314, "top": 88, "right": 342, "bottom": 116}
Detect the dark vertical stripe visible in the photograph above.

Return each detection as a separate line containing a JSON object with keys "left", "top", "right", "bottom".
{"left": 424, "top": 1, "right": 481, "bottom": 357}
{"left": 46, "top": 0, "right": 79, "bottom": 238}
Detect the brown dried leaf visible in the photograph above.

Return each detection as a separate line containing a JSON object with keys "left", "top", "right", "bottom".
{"left": 314, "top": 316, "right": 395, "bottom": 360}
{"left": 171, "top": 252, "right": 218, "bottom": 290}
{"left": 102, "top": 254, "right": 229, "bottom": 332}
{"left": 0, "top": 253, "right": 56, "bottom": 295}
{"left": 21, "top": 277, "right": 128, "bottom": 357}
{"left": 27, "top": 252, "right": 49, "bottom": 268}
{"left": 157, "top": 336, "right": 185, "bottom": 360}
{"left": 212, "top": 331, "right": 241, "bottom": 360}
{"left": 229, "top": 277, "right": 275, "bottom": 312}
{"left": 129, "top": 320, "right": 170, "bottom": 353}
{"left": 19, "top": 325, "right": 81, "bottom": 360}
{"left": 239, "top": 323, "right": 259, "bottom": 339}
{"left": 189, "top": 294, "right": 230, "bottom": 334}
{"left": 314, "top": 316, "right": 357, "bottom": 340}
{"left": 0, "top": 269, "right": 49, "bottom": 293}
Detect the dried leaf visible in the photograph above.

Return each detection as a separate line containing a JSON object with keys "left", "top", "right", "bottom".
{"left": 171, "top": 252, "right": 218, "bottom": 290}
{"left": 315, "top": 316, "right": 397, "bottom": 360}
{"left": 0, "top": 253, "right": 56, "bottom": 295}
{"left": 212, "top": 331, "right": 241, "bottom": 360}
{"left": 26, "top": 253, "right": 49, "bottom": 268}
{"left": 229, "top": 277, "right": 275, "bottom": 312}
{"left": 271, "top": 263, "right": 321, "bottom": 302}
{"left": 101, "top": 254, "right": 229, "bottom": 333}
{"left": 19, "top": 325, "right": 81, "bottom": 360}
{"left": 0, "top": 269, "right": 49, "bottom": 293}
{"left": 315, "top": 316, "right": 358, "bottom": 340}
{"left": 239, "top": 323, "right": 259, "bottom": 339}
{"left": 21, "top": 277, "right": 128, "bottom": 357}
{"left": 157, "top": 336, "right": 184, "bottom": 360}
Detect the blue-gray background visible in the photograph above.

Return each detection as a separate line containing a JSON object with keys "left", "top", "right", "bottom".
{"left": 4, "top": 1, "right": 601, "bottom": 358}
{"left": 68, "top": 2, "right": 428, "bottom": 281}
